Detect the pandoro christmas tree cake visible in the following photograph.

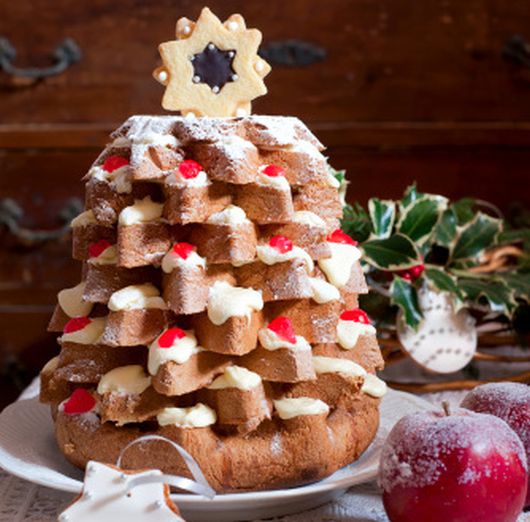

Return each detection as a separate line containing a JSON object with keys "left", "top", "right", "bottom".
{"left": 40, "top": 7, "right": 387, "bottom": 492}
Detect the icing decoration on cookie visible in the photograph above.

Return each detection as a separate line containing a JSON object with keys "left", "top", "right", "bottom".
{"left": 161, "top": 242, "right": 206, "bottom": 273}
{"left": 258, "top": 318, "right": 311, "bottom": 352}
{"left": 98, "top": 365, "right": 152, "bottom": 396}
{"left": 108, "top": 284, "right": 167, "bottom": 311}
{"left": 309, "top": 277, "right": 340, "bottom": 303}
{"left": 318, "top": 230, "right": 362, "bottom": 288}
{"left": 208, "top": 365, "right": 261, "bottom": 391}
{"left": 61, "top": 316, "right": 106, "bottom": 344}
{"left": 62, "top": 389, "right": 97, "bottom": 415}
{"left": 88, "top": 239, "right": 113, "bottom": 258}
{"left": 148, "top": 328, "right": 202, "bottom": 375}
{"left": 336, "top": 309, "right": 376, "bottom": 350}
{"left": 293, "top": 211, "right": 326, "bottom": 228}
{"left": 273, "top": 397, "right": 329, "bottom": 420}
{"left": 102, "top": 155, "right": 130, "bottom": 173}
{"left": 257, "top": 238, "right": 314, "bottom": 272}
{"left": 312, "top": 355, "right": 367, "bottom": 378}
{"left": 154, "top": 7, "right": 271, "bottom": 117}
{"left": 64, "top": 316, "right": 92, "bottom": 334}
{"left": 207, "top": 281, "right": 263, "bottom": 325}
{"left": 361, "top": 373, "right": 387, "bottom": 398}
{"left": 119, "top": 197, "right": 164, "bottom": 225}
{"left": 58, "top": 282, "right": 93, "bottom": 317}
{"left": 267, "top": 316, "right": 296, "bottom": 343}
{"left": 269, "top": 235, "right": 293, "bottom": 254}
{"left": 178, "top": 159, "right": 203, "bottom": 179}
{"left": 256, "top": 165, "right": 290, "bottom": 189}
{"left": 157, "top": 403, "right": 217, "bottom": 428}
{"left": 262, "top": 164, "right": 285, "bottom": 177}
{"left": 70, "top": 209, "right": 97, "bottom": 227}
{"left": 207, "top": 205, "right": 249, "bottom": 226}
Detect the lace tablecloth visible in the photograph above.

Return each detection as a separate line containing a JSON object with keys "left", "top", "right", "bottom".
{"left": 0, "top": 379, "right": 528, "bottom": 522}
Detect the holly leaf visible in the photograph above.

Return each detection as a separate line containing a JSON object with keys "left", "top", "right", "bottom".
{"left": 402, "top": 183, "right": 422, "bottom": 208}
{"left": 451, "top": 213, "right": 503, "bottom": 262}
{"left": 397, "top": 195, "right": 448, "bottom": 246}
{"left": 452, "top": 197, "right": 477, "bottom": 225}
{"left": 458, "top": 277, "right": 516, "bottom": 315}
{"left": 424, "top": 266, "right": 464, "bottom": 300}
{"left": 362, "top": 233, "right": 421, "bottom": 270}
{"left": 391, "top": 276, "right": 422, "bottom": 328}
{"left": 341, "top": 202, "right": 372, "bottom": 243}
{"left": 497, "top": 272, "right": 530, "bottom": 302}
{"left": 368, "top": 198, "right": 395, "bottom": 239}
{"left": 434, "top": 208, "right": 457, "bottom": 247}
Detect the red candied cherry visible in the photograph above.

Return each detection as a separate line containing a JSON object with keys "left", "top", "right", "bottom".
{"left": 63, "top": 389, "right": 96, "bottom": 415}
{"left": 340, "top": 308, "right": 371, "bottom": 324}
{"left": 267, "top": 316, "right": 297, "bottom": 344}
{"left": 178, "top": 159, "right": 203, "bottom": 179}
{"left": 327, "top": 229, "right": 358, "bottom": 246}
{"left": 172, "top": 242, "right": 195, "bottom": 260}
{"left": 158, "top": 327, "right": 187, "bottom": 348}
{"left": 88, "top": 239, "right": 112, "bottom": 258}
{"left": 102, "top": 155, "right": 129, "bottom": 173}
{"left": 64, "top": 316, "right": 92, "bottom": 334}
{"left": 262, "top": 164, "right": 285, "bottom": 177}
{"left": 269, "top": 235, "right": 293, "bottom": 253}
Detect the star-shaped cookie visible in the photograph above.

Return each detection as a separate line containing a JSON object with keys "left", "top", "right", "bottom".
{"left": 154, "top": 7, "right": 271, "bottom": 117}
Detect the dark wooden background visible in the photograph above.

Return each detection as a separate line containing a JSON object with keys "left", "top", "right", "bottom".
{"left": 1, "top": 0, "right": 529, "bottom": 407}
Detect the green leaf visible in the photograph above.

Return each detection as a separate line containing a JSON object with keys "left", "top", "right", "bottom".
{"left": 458, "top": 277, "right": 516, "bottom": 315}
{"left": 435, "top": 208, "right": 457, "bottom": 247}
{"left": 397, "top": 195, "right": 448, "bottom": 246}
{"left": 362, "top": 233, "right": 421, "bottom": 270}
{"left": 391, "top": 276, "right": 422, "bottom": 328}
{"left": 402, "top": 183, "right": 422, "bottom": 208}
{"left": 424, "top": 266, "right": 464, "bottom": 300}
{"left": 341, "top": 203, "right": 372, "bottom": 243}
{"left": 498, "top": 272, "right": 530, "bottom": 302}
{"left": 452, "top": 197, "right": 477, "bottom": 225}
{"left": 451, "top": 212, "right": 503, "bottom": 262}
{"left": 328, "top": 165, "right": 346, "bottom": 184}
{"left": 368, "top": 198, "right": 395, "bottom": 239}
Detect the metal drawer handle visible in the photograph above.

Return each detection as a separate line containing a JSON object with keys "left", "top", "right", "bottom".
{"left": 0, "top": 198, "right": 82, "bottom": 246}
{"left": 502, "top": 34, "right": 530, "bottom": 68}
{"left": 0, "top": 37, "right": 82, "bottom": 80}
{"left": 259, "top": 40, "right": 326, "bottom": 67}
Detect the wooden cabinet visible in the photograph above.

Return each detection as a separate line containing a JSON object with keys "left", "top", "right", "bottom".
{"left": 1, "top": 0, "right": 529, "bottom": 406}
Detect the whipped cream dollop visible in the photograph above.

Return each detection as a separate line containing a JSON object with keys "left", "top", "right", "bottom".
{"left": 108, "top": 284, "right": 167, "bottom": 311}
{"left": 208, "top": 365, "right": 262, "bottom": 391}
{"left": 318, "top": 242, "right": 362, "bottom": 288}
{"left": 97, "top": 365, "right": 151, "bottom": 396}
{"left": 256, "top": 166, "right": 290, "bottom": 190}
{"left": 148, "top": 329, "right": 202, "bottom": 375}
{"left": 256, "top": 244, "right": 314, "bottom": 272}
{"left": 70, "top": 209, "right": 98, "bottom": 227}
{"left": 207, "top": 205, "right": 250, "bottom": 227}
{"left": 308, "top": 277, "right": 340, "bottom": 303}
{"left": 274, "top": 397, "right": 330, "bottom": 420}
{"left": 258, "top": 327, "right": 311, "bottom": 351}
{"left": 61, "top": 317, "right": 106, "bottom": 344}
{"left": 312, "top": 356, "right": 367, "bottom": 378}
{"left": 119, "top": 197, "right": 164, "bottom": 225}
{"left": 207, "top": 281, "right": 263, "bottom": 325}
{"left": 57, "top": 282, "right": 93, "bottom": 317}
{"left": 336, "top": 319, "right": 376, "bottom": 350}
{"left": 161, "top": 245, "right": 206, "bottom": 273}
{"left": 361, "top": 374, "right": 387, "bottom": 398}
{"left": 292, "top": 210, "right": 327, "bottom": 228}
{"left": 157, "top": 403, "right": 216, "bottom": 428}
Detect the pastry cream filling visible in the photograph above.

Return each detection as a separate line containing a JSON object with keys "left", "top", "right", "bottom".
{"left": 91, "top": 164, "right": 132, "bottom": 194}
{"left": 97, "top": 365, "right": 151, "bottom": 395}
{"left": 318, "top": 242, "right": 362, "bottom": 288}
{"left": 256, "top": 167, "right": 290, "bottom": 190}
{"left": 161, "top": 249, "right": 206, "bottom": 273}
{"left": 207, "top": 205, "right": 250, "bottom": 227}
{"left": 312, "top": 356, "right": 367, "bottom": 378}
{"left": 88, "top": 244, "right": 118, "bottom": 265}
{"left": 41, "top": 356, "right": 59, "bottom": 374}
{"left": 57, "top": 282, "right": 93, "bottom": 317}
{"left": 361, "top": 374, "right": 387, "bottom": 398}
{"left": 274, "top": 397, "right": 330, "bottom": 420}
{"left": 207, "top": 281, "right": 263, "bottom": 325}
{"left": 292, "top": 210, "right": 326, "bottom": 228}
{"left": 337, "top": 319, "right": 376, "bottom": 350}
{"left": 309, "top": 277, "right": 340, "bottom": 304}
{"left": 208, "top": 365, "right": 261, "bottom": 391}
{"left": 108, "top": 284, "right": 167, "bottom": 311}
{"left": 61, "top": 317, "right": 106, "bottom": 344}
{"left": 70, "top": 209, "right": 97, "bottom": 227}
{"left": 148, "top": 330, "right": 202, "bottom": 375}
{"left": 256, "top": 244, "right": 314, "bottom": 272}
{"left": 157, "top": 403, "right": 216, "bottom": 428}
{"left": 119, "top": 196, "right": 164, "bottom": 225}
{"left": 258, "top": 328, "right": 311, "bottom": 351}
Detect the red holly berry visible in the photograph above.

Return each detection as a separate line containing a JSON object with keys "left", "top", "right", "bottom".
{"left": 262, "top": 164, "right": 285, "bottom": 177}
{"left": 327, "top": 229, "right": 358, "bottom": 246}
{"left": 88, "top": 239, "right": 112, "bottom": 258}
{"left": 269, "top": 235, "right": 293, "bottom": 253}
{"left": 63, "top": 389, "right": 96, "bottom": 415}
{"left": 172, "top": 242, "right": 195, "bottom": 260}
{"left": 397, "top": 263, "right": 425, "bottom": 281}
{"left": 64, "top": 316, "right": 92, "bottom": 334}
{"left": 178, "top": 159, "right": 203, "bottom": 179}
{"left": 340, "top": 308, "right": 371, "bottom": 324}
{"left": 102, "top": 155, "right": 129, "bottom": 173}
{"left": 158, "top": 327, "right": 187, "bottom": 348}
{"left": 267, "top": 316, "right": 297, "bottom": 344}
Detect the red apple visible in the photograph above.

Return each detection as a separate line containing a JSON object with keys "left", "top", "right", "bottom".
{"left": 379, "top": 406, "right": 528, "bottom": 522}
{"left": 461, "top": 382, "right": 530, "bottom": 507}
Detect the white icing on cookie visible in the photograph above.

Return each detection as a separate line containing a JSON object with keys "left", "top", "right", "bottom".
{"left": 208, "top": 365, "right": 261, "bottom": 391}
{"left": 161, "top": 248, "right": 205, "bottom": 273}
{"left": 312, "top": 356, "right": 367, "bottom": 378}
{"left": 97, "top": 365, "right": 151, "bottom": 395}
{"left": 258, "top": 328, "right": 311, "bottom": 351}
{"left": 61, "top": 317, "right": 106, "bottom": 344}
{"left": 70, "top": 209, "right": 98, "bottom": 227}
{"left": 336, "top": 319, "right": 376, "bottom": 350}
{"left": 256, "top": 244, "right": 314, "bottom": 272}
{"left": 108, "top": 284, "right": 167, "bottom": 311}
{"left": 119, "top": 197, "right": 164, "bottom": 225}
{"left": 361, "top": 374, "right": 387, "bottom": 398}
{"left": 58, "top": 282, "right": 93, "bottom": 317}
{"left": 148, "top": 330, "right": 202, "bottom": 375}
{"left": 88, "top": 244, "right": 118, "bottom": 265}
{"left": 292, "top": 210, "right": 327, "bottom": 228}
{"left": 207, "top": 205, "right": 250, "bottom": 227}
{"left": 256, "top": 166, "right": 290, "bottom": 190}
{"left": 274, "top": 397, "right": 329, "bottom": 420}
{"left": 318, "top": 242, "right": 362, "bottom": 288}
{"left": 157, "top": 404, "right": 216, "bottom": 428}
{"left": 91, "top": 164, "right": 132, "bottom": 194}
{"left": 207, "top": 281, "right": 263, "bottom": 325}
{"left": 309, "top": 277, "right": 340, "bottom": 303}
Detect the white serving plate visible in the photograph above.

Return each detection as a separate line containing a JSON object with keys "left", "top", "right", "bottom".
{"left": 0, "top": 389, "right": 432, "bottom": 521}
